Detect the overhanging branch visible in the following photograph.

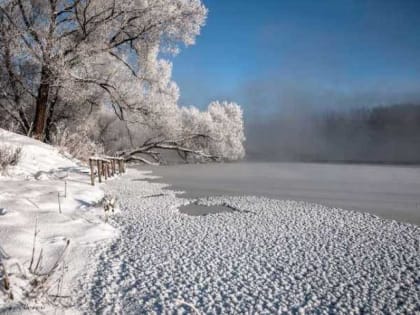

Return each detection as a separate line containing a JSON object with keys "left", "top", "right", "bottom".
{"left": 118, "top": 134, "right": 221, "bottom": 165}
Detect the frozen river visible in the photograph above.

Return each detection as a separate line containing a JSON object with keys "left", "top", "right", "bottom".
{"left": 139, "top": 162, "right": 420, "bottom": 225}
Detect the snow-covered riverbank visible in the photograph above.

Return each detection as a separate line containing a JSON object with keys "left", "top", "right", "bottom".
{"left": 77, "top": 169, "right": 420, "bottom": 314}
{"left": 0, "top": 129, "right": 117, "bottom": 313}
{"left": 1, "top": 128, "right": 419, "bottom": 313}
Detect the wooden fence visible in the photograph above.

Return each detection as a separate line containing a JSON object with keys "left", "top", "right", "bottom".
{"left": 89, "top": 156, "right": 126, "bottom": 186}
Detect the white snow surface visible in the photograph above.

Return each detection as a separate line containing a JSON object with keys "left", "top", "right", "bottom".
{"left": 77, "top": 170, "right": 420, "bottom": 314}
{"left": 0, "top": 128, "right": 76, "bottom": 179}
{"left": 0, "top": 129, "right": 116, "bottom": 313}
{"left": 1, "top": 128, "right": 419, "bottom": 314}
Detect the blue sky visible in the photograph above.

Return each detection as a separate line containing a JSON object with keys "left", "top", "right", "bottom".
{"left": 171, "top": 0, "right": 420, "bottom": 115}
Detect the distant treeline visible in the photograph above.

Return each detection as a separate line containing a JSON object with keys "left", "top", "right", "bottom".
{"left": 246, "top": 104, "right": 420, "bottom": 164}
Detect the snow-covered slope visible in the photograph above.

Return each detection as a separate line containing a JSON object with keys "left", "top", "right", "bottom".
{"left": 0, "top": 128, "right": 76, "bottom": 179}
{"left": 0, "top": 129, "right": 117, "bottom": 313}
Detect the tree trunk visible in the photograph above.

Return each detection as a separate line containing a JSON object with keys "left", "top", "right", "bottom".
{"left": 44, "top": 96, "right": 58, "bottom": 143}
{"left": 32, "top": 65, "right": 50, "bottom": 140}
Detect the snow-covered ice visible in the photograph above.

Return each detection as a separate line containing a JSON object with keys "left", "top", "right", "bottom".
{"left": 140, "top": 162, "right": 420, "bottom": 225}
{"left": 77, "top": 170, "right": 420, "bottom": 314}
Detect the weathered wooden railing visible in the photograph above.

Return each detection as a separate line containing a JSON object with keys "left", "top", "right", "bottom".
{"left": 88, "top": 156, "right": 126, "bottom": 186}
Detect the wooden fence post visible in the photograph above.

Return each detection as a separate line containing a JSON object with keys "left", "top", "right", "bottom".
{"left": 97, "top": 160, "right": 102, "bottom": 183}
{"left": 103, "top": 161, "right": 108, "bottom": 180}
{"left": 117, "top": 160, "right": 121, "bottom": 174}
{"left": 89, "top": 156, "right": 126, "bottom": 185}
{"left": 111, "top": 159, "right": 116, "bottom": 176}
{"left": 89, "top": 158, "right": 95, "bottom": 186}
{"left": 57, "top": 192, "right": 62, "bottom": 214}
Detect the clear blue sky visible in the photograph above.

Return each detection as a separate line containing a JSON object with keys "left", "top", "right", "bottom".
{"left": 171, "top": 0, "right": 420, "bottom": 115}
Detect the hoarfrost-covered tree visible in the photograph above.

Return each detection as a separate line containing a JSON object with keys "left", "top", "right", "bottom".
{"left": 0, "top": 0, "right": 246, "bottom": 163}
{"left": 207, "top": 101, "right": 246, "bottom": 160}
{"left": 0, "top": 0, "right": 206, "bottom": 139}
{"left": 121, "top": 101, "right": 245, "bottom": 164}
{"left": 179, "top": 102, "right": 245, "bottom": 161}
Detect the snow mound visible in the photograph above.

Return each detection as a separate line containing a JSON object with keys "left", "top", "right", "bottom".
{"left": 0, "top": 128, "right": 76, "bottom": 179}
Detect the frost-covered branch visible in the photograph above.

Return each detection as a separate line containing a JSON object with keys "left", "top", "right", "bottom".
{"left": 120, "top": 134, "right": 221, "bottom": 164}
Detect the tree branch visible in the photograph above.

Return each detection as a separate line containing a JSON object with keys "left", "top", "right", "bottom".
{"left": 119, "top": 134, "right": 220, "bottom": 165}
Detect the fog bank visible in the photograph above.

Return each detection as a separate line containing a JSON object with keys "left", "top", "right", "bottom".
{"left": 246, "top": 104, "right": 420, "bottom": 163}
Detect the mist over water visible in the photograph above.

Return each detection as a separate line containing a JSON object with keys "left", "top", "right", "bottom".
{"left": 243, "top": 82, "right": 420, "bottom": 163}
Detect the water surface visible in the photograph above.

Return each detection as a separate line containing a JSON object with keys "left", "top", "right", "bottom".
{"left": 138, "top": 162, "right": 420, "bottom": 225}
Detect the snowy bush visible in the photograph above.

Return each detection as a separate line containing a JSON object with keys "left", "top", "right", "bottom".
{"left": 208, "top": 101, "right": 246, "bottom": 160}
{"left": 51, "top": 124, "right": 104, "bottom": 162}
{"left": 0, "top": 229, "right": 71, "bottom": 307}
{"left": 180, "top": 101, "right": 246, "bottom": 161}
{"left": 0, "top": 145, "right": 22, "bottom": 174}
